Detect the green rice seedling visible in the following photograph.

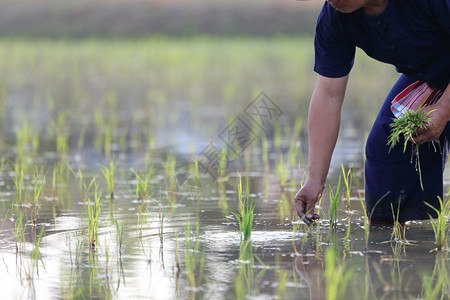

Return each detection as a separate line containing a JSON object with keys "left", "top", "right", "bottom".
{"left": 31, "top": 171, "right": 45, "bottom": 226}
{"left": 174, "top": 232, "right": 181, "bottom": 273}
{"left": 387, "top": 108, "right": 435, "bottom": 190}
{"left": 389, "top": 203, "right": 407, "bottom": 244}
{"left": 52, "top": 167, "right": 57, "bottom": 199}
{"left": 425, "top": 197, "right": 450, "bottom": 250}
{"left": 72, "top": 166, "right": 97, "bottom": 202}
{"left": 218, "top": 184, "right": 229, "bottom": 214}
{"left": 232, "top": 174, "right": 255, "bottom": 241}
{"left": 341, "top": 164, "right": 352, "bottom": 211}
{"left": 193, "top": 158, "right": 200, "bottom": 184}
{"left": 165, "top": 154, "right": 177, "bottom": 191}
{"left": 52, "top": 111, "right": 70, "bottom": 156}
{"left": 131, "top": 169, "right": 152, "bottom": 201}
{"left": 184, "top": 222, "right": 206, "bottom": 291}
{"left": 276, "top": 155, "right": 288, "bottom": 188}
{"left": 31, "top": 226, "right": 45, "bottom": 276}
{"left": 287, "top": 117, "right": 303, "bottom": 167}
{"left": 87, "top": 185, "right": 106, "bottom": 249}
{"left": 100, "top": 161, "right": 116, "bottom": 199}
{"left": 421, "top": 252, "right": 449, "bottom": 300}
{"left": 291, "top": 216, "right": 301, "bottom": 254}
{"left": 359, "top": 199, "right": 370, "bottom": 247}
{"left": 329, "top": 175, "right": 342, "bottom": 230}
{"left": 104, "top": 125, "right": 112, "bottom": 159}
{"left": 218, "top": 146, "right": 228, "bottom": 180}
{"left": 33, "top": 171, "right": 45, "bottom": 208}
{"left": 14, "top": 211, "right": 26, "bottom": 253}
{"left": 342, "top": 217, "right": 352, "bottom": 259}
{"left": 144, "top": 136, "right": 155, "bottom": 170}
{"left": 273, "top": 122, "right": 282, "bottom": 154}
{"left": 13, "top": 163, "right": 24, "bottom": 205}
{"left": 324, "top": 247, "right": 354, "bottom": 300}
{"left": 15, "top": 120, "right": 38, "bottom": 159}
{"left": 114, "top": 219, "right": 124, "bottom": 255}
{"left": 158, "top": 200, "right": 169, "bottom": 246}
{"left": 137, "top": 201, "right": 148, "bottom": 238}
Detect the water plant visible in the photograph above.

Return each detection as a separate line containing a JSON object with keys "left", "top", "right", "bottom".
{"left": 114, "top": 219, "right": 124, "bottom": 255}
{"left": 158, "top": 199, "right": 169, "bottom": 246}
{"left": 87, "top": 185, "right": 106, "bottom": 249}
{"left": 387, "top": 108, "right": 435, "bottom": 190}
{"left": 174, "top": 232, "right": 181, "bottom": 273}
{"left": 14, "top": 211, "right": 26, "bottom": 253}
{"left": 15, "top": 120, "right": 39, "bottom": 159}
{"left": 52, "top": 111, "right": 70, "bottom": 156}
{"left": 104, "top": 124, "right": 112, "bottom": 159}
{"left": 341, "top": 164, "right": 352, "bottom": 211}
{"left": 390, "top": 203, "right": 407, "bottom": 244}
{"left": 287, "top": 117, "right": 303, "bottom": 167}
{"left": 31, "top": 171, "right": 45, "bottom": 225}
{"left": 232, "top": 174, "right": 255, "bottom": 241}
{"left": 51, "top": 166, "right": 57, "bottom": 199}
{"left": 100, "top": 161, "right": 116, "bottom": 199}
{"left": 165, "top": 154, "right": 177, "bottom": 191}
{"left": 218, "top": 145, "right": 228, "bottom": 180}
{"left": 329, "top": 175, "right": 342, "bottom": 230}
{"left": 359, "top": 199, "right": 370, "bottom": 247}
{"left": 131, "top": 168, "right": 152, "bottom": 201}
{"left": 276, "top": 155, "right": 288, "bottom": 188}
{"left": 31, "top": 226, "right": 45, "bottom": 276}
{"left": 425, "top": 197, "right": 450, "bottom": 250}
{"left": 13, "top": 163, "right": 24, "bottom": 205}
{"left": 33, "top": 171, "right": 45, "bottom": 205}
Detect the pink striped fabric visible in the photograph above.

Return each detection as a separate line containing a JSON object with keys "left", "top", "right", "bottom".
{"left": 391, "top": 80, "right": 443, "bottom": 118}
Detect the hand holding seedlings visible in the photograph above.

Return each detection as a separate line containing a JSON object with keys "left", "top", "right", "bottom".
{"left": 294, "top": 181, "right": 323, "bottom": 226}
{"left": 410, "top": 102, "right": 450, "bottom": 145}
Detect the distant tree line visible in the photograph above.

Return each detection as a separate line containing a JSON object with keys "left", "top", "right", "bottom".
{"left": 0, "top": 0, "right": 321, "bottom": 38}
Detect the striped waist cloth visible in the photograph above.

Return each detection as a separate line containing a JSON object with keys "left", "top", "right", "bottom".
{"left": 391, "top": 80, "right": 444, "bottom": 119}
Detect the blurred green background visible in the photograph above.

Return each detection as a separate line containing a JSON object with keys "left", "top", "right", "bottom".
{"left": 0, "top": 0, "right": 398, "bottom": 156}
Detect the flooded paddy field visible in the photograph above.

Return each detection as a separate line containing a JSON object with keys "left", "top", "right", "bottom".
{"left": 0, "top": 37, "right": 448, "bottom": 299}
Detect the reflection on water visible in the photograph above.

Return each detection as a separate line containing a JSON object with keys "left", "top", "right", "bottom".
{"left": 0, "top": 146, "right": 449, "bottom": 299}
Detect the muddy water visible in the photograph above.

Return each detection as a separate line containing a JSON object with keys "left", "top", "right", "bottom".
{"left": 0, "top": 145, "right": 448, "bottom": 300}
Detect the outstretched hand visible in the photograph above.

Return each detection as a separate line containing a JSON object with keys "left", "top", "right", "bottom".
{"left": 294, "top": 180, "right": 324, "bottom": 226}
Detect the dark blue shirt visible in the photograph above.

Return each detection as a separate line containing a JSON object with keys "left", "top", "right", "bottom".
{"left": 314, "top": 0, "right": 450, "bottom": 89}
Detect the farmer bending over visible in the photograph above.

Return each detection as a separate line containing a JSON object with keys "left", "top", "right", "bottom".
{"left": 295, "top": 0, "right": 450, "bottom": 224}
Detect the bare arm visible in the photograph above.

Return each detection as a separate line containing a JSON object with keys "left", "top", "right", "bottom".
{"left": 294, "top": 75, "right": 349, "bottom": 224}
